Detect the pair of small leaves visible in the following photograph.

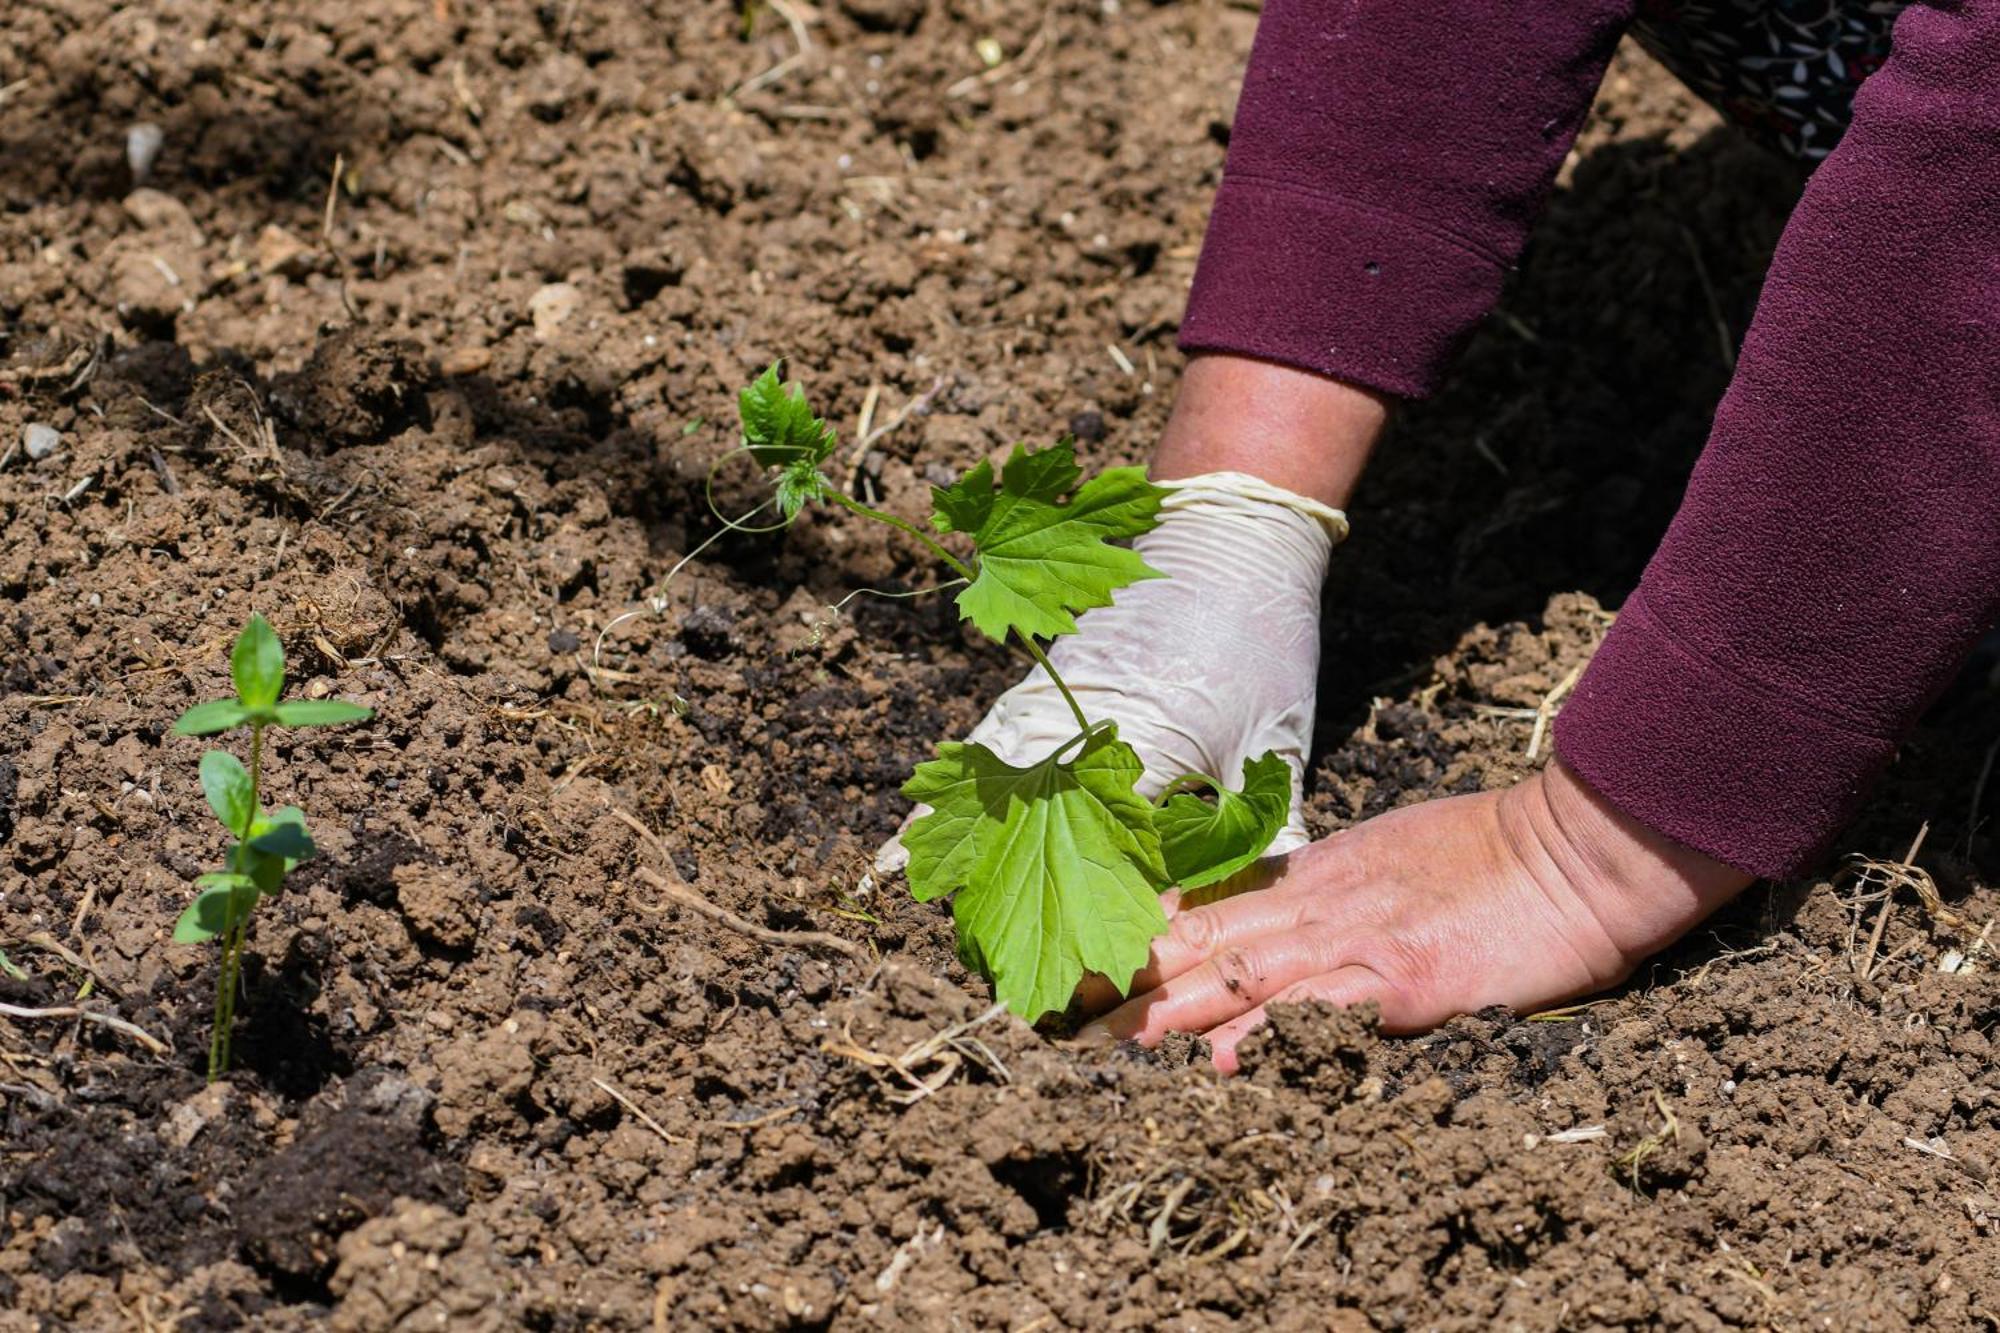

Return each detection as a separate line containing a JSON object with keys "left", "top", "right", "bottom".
{"left": 902, "top": 735, "right": 1289, "bottom": 1021}
{"left": 173, "top": 807, "right": 316, "bottom": 943}
{"left": 740, "top": 363, "right": 837, "bottom": 520}
{"left": 173, "top": 615, "right": 374, "bottom": 736}
{"left": 930, "top": 442, "right": 1167, "bottom": 643}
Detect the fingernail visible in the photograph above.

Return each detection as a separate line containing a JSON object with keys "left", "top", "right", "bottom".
{"left": 1071, "top": 1021, "right": 1114, "bottom": 1048}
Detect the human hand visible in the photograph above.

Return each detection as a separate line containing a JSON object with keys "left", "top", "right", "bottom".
{"left": 1075, "top": 758, "right": 1753, "bottom": 1071}
{"left": 875, "top": 470, "right": 1348, "bottom": 873}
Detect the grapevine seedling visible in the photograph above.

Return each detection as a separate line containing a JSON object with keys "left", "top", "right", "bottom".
{"left": 171, "top": 615, "right": 372, "bottom": 1081}
{"left": 739, "top": 364, "right": 1288, "bottom": 1019}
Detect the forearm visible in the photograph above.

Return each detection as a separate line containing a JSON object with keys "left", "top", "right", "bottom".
{"left": 1557, "top": 0, "right": 2000, "bottom": 877}
{"left": 1180, "top": 0, "right": 1636, "bottom": 399}
{"left": 1153, "top": 356, "right": 1388, "bottom": 508}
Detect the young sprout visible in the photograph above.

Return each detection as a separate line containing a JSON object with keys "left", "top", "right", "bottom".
{"left": 171, "top": 614, "right": 372, "bottom": 1081}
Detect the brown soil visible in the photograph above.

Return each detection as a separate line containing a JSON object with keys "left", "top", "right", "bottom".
{"left": 3, "top": 2, "right": 1997, "bottom": 1329}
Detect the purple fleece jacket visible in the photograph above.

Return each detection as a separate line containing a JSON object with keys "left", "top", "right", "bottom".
{"left": 1180, "top": 1, "right": 2000, "bottom": 878}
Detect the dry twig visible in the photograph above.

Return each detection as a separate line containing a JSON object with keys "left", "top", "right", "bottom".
{"left": 635, "top": 865, "right": 860, "bottom": 958}
{"left": 0, "top": 1002, "right": 169, "bottom": 1054}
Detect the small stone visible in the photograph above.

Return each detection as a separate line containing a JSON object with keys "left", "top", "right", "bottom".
{"left": 122, "top": 187, "right": 197, "bottom": 236}
{"left": 127, "top": 122, "right": 164, "bottom": 181}
{"left": 528, "top": 282, "right": 581, "bottom": 339}
{"left": 440, "top": 345, "right": 493, "bottom": 375}
{"left": 546, "top": 628, "right": 580, "bottom": 655}
{"left": 256, "top": 223, "right": 313, "bottom": 276}
{"left": 165, "top": 1082, "right": 237, "bottom": 1149}
{"left": 110, "top": 244, "right": 196, "bottom": 326}
{"left": 1068, "top": 409, "right": 1106, "bottom": 442}
{"left": 22, "top": 423, "right": 60, "bottom": 460}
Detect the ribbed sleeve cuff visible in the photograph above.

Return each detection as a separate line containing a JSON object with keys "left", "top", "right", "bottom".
{"left": 1553, "top": 591, "right": 1898, "bottom": 880}
{"left": 1177, "top": 176, "right": 1510, "bottom": 400}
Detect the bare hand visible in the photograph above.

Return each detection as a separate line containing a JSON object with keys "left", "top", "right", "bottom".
{"left": 1076, "top": 758, "right": 1752, "bottom": 1072}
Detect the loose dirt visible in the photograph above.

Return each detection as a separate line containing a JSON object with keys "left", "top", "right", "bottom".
{"left": 2, "top": 1, "right": 1996, "bottom": 1328}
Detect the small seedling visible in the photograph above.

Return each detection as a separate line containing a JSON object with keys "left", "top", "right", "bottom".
{"left": 172, "top": 615, "right": 372, "bottom": 1081}
{"left": 740, "top": 364, "right": 1288, "bottom": 1019}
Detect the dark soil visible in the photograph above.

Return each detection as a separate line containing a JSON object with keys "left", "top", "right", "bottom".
{"left": 3, "top": 2, "right": 1997, "bottom": 1328}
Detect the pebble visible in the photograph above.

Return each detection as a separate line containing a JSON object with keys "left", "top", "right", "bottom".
{"left": 126, "top": 122, "right": 164, "bottom": 182}
{"left": 23, "top": 423, "right": 60, "bottom": 460}
{"left": 255, "top": 223, "right": 312, "bottom": 276}
{"left": 528, "top": 282, "right": 581, "bottom": 339}
{"left": 440, "top": 345, "right": 493, "bottom": 375}
{"left": 122, "top": 188, "right": 197, "bottom": 237}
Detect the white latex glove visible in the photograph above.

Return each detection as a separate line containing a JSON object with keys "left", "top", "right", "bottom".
{"left": 877, "top": 470, "right": 1348, "bottom": 875}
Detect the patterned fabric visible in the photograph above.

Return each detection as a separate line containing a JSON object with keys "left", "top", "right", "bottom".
{"left": 1631, "top": 0, "right": 1911, "bottom": 159}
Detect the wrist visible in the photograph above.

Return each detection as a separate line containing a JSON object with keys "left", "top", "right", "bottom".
{"left": 1154, "top": 354, "right": 1389, "bottom": 509}
{"left": 1525, "top": 757, "right": 1755, "bottom": 966}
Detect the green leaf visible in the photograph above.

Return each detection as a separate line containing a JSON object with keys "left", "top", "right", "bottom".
{"left": 902, "top": 727, "right": 1170, "bottom": 1020}
{"left": 740, "top": 363, "right": 836, "bottom": 518}
{"left": 247, "top": 807, "right": 316, "bottom": 865}
{"left": 934, "top": 441, "right": 1168, "bottom": 643}
{"left": 1155, "top": 751, "right": 1293, "bottom": 890}
{"left": 272, "top": 699, "right": 373, "bottom": 728}
{"left": 199, "top": 751, "right": 255, "bottom": 836}
{"left": 773, "top": 461, "right": 831, "bottom": 520}
{"left": 929, "top": 460, "right": 995, "bottom": 534}
{"left": 231, "top": 615, "right": 285, "bottom": 710}
{"left": 174, "top": 699, "right": 251, "bottom": 736}
{"left": 174, "top": 874, "right": 259, "bottom": 943}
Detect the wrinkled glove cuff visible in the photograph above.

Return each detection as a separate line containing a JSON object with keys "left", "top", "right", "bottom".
{"left": 1154, "top": 470, "right": 1350, "bottom": 545}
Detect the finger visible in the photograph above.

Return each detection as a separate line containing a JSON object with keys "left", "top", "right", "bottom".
{"left": 1074, "top": 860, "right": 1314, "bottom": 1018}
{"left": 1200, "top": 966, "right": 1392, "bottom": 1074}
{"left": 1078, "top": 925, "right": 1354, "bottom": 1047}
{"left": 1072, "top": 889, "right": 1187, "bottom": 1013}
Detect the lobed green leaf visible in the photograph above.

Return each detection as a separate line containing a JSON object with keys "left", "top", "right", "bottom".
{"left": 902, "top": 727, "right": 1170, "bottom": 1020}
{"left": 272, "top": 699, "right": 373, "bottom": 728}
{"left": 231, "top": 614, "right": 285, "bottom": 710}
{"left": 1155, "top": 751, "right": 1293, "bottom": 890}
{"left": 740, "top": 363, "right": 836, "bottom": 519}
{"left": 199, "top": 750, "right": 256, "bottom": 837}
{"left": 174, "top": 699, "right": 251, "bottom": 736}
{"left": 932, "top": 441, "right": 1167, "bottom": 643}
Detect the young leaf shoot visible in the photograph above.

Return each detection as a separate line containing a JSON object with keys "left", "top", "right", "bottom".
{"left": 171, "top": 614, "right": 373, "bottom": 1080}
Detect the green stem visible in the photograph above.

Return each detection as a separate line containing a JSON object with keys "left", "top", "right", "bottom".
{"left": 1017, "top": 635, "right": 1090, "bottom": 735}
{"left": 207, "top": 723, "right": 265, "bottom": 1082}
{"left": 825, "top": 488, "right": 1097, "bottom": 734}
{"left": 825, "top": 489, "right": 976, "bottom": 582}
{"left": 207, "top": 925, "right": 231, "bottom": 1081}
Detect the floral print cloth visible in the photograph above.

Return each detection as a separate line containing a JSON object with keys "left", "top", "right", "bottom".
{"left": 1631, "top": 0, "right": 1911, "bottom": 159}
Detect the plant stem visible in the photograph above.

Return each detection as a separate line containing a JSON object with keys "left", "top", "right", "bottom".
{"left": 207, "top": 723, "right": 265, "bottom": 1082}
{"left": 825, "top": 489, "right": 976, "bottom": 582}
{"left": 825, "top": 488, "right": 1097, "bottom": 733}
{"left": 1016, "top": 635, "right": 1090, "bottom": 734}
{"left": 207, "top": 919, "right": 232, "bottom": 1081}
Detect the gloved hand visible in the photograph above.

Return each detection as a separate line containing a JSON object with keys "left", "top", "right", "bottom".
{"left": 876, "top": 470, "right": 1348, "bottom": 875}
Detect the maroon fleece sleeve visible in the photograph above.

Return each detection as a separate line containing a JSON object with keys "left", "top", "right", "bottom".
{"left": 1555, "top": 1, "right": 2000, "bottom": 877}
{"left": 1184, "top": 0, "right": 2000, "bottom": 877}
{"left": 1179, "top": 0, "right": 1636, "bottom": 398}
